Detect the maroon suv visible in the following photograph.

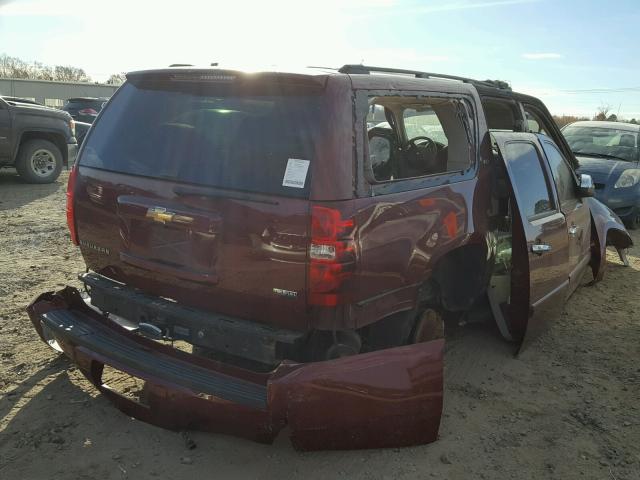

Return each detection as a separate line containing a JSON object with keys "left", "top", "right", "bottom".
{"left": 28, "top": 65, "right": 632, "bottom": 450}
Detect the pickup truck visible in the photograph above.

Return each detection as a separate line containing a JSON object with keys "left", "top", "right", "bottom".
{"left": 0, "top": 96, "right": 77, "bottom": 183}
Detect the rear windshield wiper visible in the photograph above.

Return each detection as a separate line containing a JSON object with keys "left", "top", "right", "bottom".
{"left": 173, "top": 185, "right": 280, "bottom": 205}
{"left": 572, "top": 151, "right": 631, "bottom": 162}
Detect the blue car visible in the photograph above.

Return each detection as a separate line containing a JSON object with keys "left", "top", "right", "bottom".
{"left": 563, "top": 121, "right": 640, "bottom": 229}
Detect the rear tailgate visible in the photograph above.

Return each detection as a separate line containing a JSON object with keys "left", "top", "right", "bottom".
{"left": 73, "top": 70, "right": 328, "bottom": 330}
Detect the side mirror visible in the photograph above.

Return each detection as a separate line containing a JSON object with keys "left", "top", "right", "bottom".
{"left": 578, "top": 173, "right": 595, "bottom": 197}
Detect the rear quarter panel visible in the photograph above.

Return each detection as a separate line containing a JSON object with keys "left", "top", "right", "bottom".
{"left": 345, "top": 86, "right": 492, "bottom": 328}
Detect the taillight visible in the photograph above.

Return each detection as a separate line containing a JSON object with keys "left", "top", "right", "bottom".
{"left": 78, "top": 108, "right": 98, "bottom": 115}
{"left": 308, "top": 206, "right": 355, "bottom": 306}
{"left": 66, "top": 165, "right": 79, "bottom": 245}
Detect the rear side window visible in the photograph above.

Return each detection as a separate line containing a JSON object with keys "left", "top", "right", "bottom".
{"left": 80, "top": 81, "right": 322, "bottom": 198}
{"left": 64, "top": 99, "right": 104, "bottom": 109}
{"left": 482, "top": 98, "right": 520, "bottom": 131}
{"left": 366, "top": 95, "right": 473, "bottom": 182}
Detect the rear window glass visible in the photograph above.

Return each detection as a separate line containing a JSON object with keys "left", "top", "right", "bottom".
{"left": 65, "top": 99, "right": 104, "bottom": 108}
{"left": 79, "top": 81, "right": 323, "bottom": 197}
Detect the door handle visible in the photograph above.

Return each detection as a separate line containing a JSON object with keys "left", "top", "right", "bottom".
{"left": 568, "top": 225, "right": 579, "bottom": 236}
{"left": 531, "top": 243, "right": 552, "bottom": 255}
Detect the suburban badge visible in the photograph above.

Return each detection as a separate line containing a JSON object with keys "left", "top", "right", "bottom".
{"left": 273, "top": 288, "right": 298, "bottom": 299}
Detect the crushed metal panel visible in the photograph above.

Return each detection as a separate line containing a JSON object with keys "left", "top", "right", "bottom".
{"left": 586, "top": 197, "right": 633, "bottom": 282}
{"left": 270, "top": 340, "right": 443, "bottom": 450}
{"left": 27, "top": 287, "right": 444, "bottom": 451}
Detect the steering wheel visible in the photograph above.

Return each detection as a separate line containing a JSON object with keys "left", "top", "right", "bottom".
{"left": 406, "top": 136, "right": 438, "bottom": 156}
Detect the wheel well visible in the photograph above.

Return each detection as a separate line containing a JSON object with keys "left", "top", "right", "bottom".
{"left": 606, "top": 227, "right": 633, "bottom": 249}
{"left": 15, "top": 131, "right": 67, "bottom": 166}
{"left": 427, "top": 242, "right": 489, "bottom": 312}
{"left": 359, "top": 242, "right": 491, "bottom": 353}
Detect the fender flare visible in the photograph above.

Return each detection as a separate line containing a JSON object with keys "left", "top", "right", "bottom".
{"left": 587, "top": 197, "right": 633, "bottom": 282}
{"left": 12, "top": 128, "right": 69, "bottom": 164}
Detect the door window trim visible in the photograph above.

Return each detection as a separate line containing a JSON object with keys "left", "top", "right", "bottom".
{"left": 540, "top": 138, "right": 580, "bottom": 202}
{"left": 520, "top": 102, "right": 579, "bottom": 170}
{"left": 502, "top": 139, "right": 560, "bottom": 222}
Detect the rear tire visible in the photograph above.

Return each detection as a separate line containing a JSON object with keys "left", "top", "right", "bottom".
{"left": 15, "top": 139, "right": 63, "bottom": 184}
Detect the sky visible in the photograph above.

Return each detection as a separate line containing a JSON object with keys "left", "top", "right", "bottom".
{"left": 1, "top": 0, "right": 639, "bottom": 118}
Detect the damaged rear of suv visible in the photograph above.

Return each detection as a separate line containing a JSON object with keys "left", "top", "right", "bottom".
{"left": 28, "top": 65, "right": 632, "bottom": 450}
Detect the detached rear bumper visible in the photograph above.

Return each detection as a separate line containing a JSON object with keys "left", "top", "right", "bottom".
{"left": 27, "top": 287, "right": 443, "bottom": 451}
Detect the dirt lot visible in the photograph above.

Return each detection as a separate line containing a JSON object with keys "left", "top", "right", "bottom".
{"left": 1, "top": 169, "right": 638, "bottom": 480}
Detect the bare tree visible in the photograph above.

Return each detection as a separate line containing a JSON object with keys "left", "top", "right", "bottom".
{"left": 553, "top": 115, "right": 589, "bottom": 128}
{"left": 54, "top": 65, "right": 90, "bottom": 82}
{"left": 0, "top": 53, "right": 92, "bottom": 82}
{"left": 593, "top": 104, "right": 610, "bottom": 121}
{"left": 106, "top": 73, "right": 126, "bottom": 85}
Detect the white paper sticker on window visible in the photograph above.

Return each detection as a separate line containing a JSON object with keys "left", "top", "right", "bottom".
{"left": 282, "top": 158, "right": 310, "bottom": 188}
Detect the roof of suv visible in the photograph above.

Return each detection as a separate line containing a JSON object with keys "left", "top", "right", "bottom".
{"left": 125, "top": 64, "right": 550, "bottom": 117}
{"left": 126, "top": 65, "right": 525, "bottom": 98}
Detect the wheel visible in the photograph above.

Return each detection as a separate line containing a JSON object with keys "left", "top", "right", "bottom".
{"left": 625, "top": 206, "right": 640, "bottom": 230}
{"left": 15, "top": 139, "right": 63, "bottom": 184}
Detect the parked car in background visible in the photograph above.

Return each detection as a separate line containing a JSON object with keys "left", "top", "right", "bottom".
{"left": 62, "top": 97, "right": 108, "bottom": 123}
{"left": 562, "top": 121, "right": 640, "bottom": 229}
{"left": 0, "top": 96, "right": 42, "bottom": 106}
{"left": 28, "top": 65, "right": 632, "bottom": 451}
{"left": 0, "top": 95, "right": 77, "bottom": 183}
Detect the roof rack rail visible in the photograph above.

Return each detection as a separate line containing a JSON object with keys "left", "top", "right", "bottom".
{"left": 337, "top": 64, "right": 511, "bottom": 90}
{"left": 169, "top": 63, "right": 194, "bottom": 67}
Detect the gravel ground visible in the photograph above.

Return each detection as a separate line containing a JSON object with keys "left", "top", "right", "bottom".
{"left": 1, "top": 169, "right": 638, "bottom": 480}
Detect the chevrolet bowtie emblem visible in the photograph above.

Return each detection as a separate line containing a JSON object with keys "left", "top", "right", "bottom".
{"left": 146, "top": 206, "right": 194, "bottom": 225}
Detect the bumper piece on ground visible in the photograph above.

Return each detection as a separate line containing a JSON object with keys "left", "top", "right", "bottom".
{"left": 27, "top": 287, "right": 444, "bottom": 451}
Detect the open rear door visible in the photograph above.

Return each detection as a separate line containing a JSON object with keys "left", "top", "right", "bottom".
{"left": 490, "top": 132, "right": 570, "bottom": 352}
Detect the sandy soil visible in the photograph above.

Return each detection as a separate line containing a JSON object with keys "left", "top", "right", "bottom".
{"left": 1, "top": 169, "right": 638, "bottom": 480}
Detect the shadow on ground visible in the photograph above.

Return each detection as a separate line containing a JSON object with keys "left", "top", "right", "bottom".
{"left": 0, "top": 169, "right": 65, "bottom": 210}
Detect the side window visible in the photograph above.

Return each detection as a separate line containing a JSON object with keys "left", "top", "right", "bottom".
{"left": 524, "top": 108, "right": 549, "bottom": 136}
{"left": 542, "top": 141, "right": 577, "bottom": 204}
{"left": 482, "top": 98, "right": 520, "bottom": 131}
{"left": 366, "top": 96, "right": 472, "bottom": 182}
{"left": 504, "top": 142, "right": 555, "bottom": 219}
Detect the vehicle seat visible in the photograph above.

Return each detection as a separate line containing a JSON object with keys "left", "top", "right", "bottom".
{"left": 400, "top": 141, "right": 444, "bottom": 178}
{"left": 368, "top": 126, "right": 398, "bottom": 180}
{"left": 619, "top": 134, "right": 635, "bottom": 148}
